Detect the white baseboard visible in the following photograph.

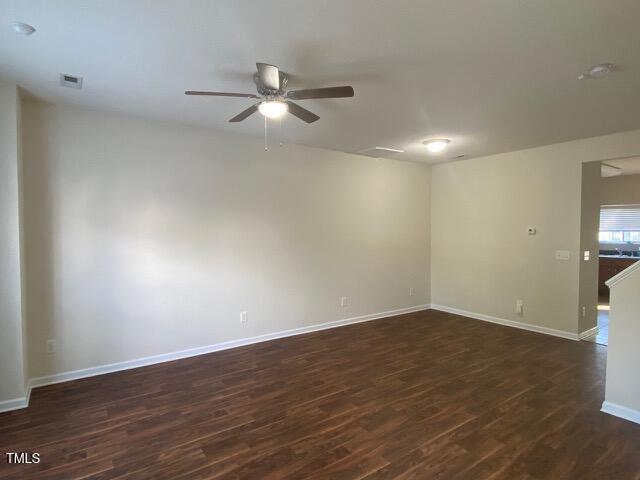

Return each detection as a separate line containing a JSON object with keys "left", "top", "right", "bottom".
{"left": 430, "top": 304, "right": 579, "bottom": 341}
{"left": 601, "top": 401, "right": 640, "bottom": 425}
{"left": 15, "top": 304, "right": 429, "bottom": 407}
{"left": 0, "top": 382, "right": 32, "bottom": 414}
{"left": 0, "top": 396, "right": 28, "bottom": 414}
{"left": 579, "top": 326, "right": 599, "bottom": 340}
{"left": 2, "top": 303, "right": 585, "bottom": 414}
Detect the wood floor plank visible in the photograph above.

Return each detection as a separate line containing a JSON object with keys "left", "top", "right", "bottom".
{"left": 1, "top": 309, "right": 639, "bottom": 479}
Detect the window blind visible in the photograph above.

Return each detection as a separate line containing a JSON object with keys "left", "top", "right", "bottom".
{"left": 600, "top": 205, "right": 640, "bottom": 231}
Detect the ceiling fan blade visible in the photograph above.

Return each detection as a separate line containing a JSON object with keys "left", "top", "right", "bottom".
{"left": 185, "top": 91, "right": 259, "bottom": 98}
{"left": 229, "top": 104, "right": 259, "bottom": 122}
{"left": 285, "top": 101, "right": 320, "bottom": 123}
{"left": 256, "top": 63, "right": 280, "bottom": 90}
{"left": 286, "top": 86, "right": 354, "bottom": 100}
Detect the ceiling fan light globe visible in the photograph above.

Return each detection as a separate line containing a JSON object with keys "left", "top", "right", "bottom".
{"left": 259, "top": 101, "right": 288, "bottom": 119}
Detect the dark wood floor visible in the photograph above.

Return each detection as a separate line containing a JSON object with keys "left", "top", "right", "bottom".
{"left": 1, "top": 309, "right": 639, "bottom": 479}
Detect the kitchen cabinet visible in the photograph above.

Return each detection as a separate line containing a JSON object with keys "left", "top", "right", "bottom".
{"left": 599, "top": 256, "right": 639, "bottom": 296}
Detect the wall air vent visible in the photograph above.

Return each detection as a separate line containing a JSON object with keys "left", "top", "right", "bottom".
{"left": 60, "top": 74, "right": 83, "bottom": 89}
{"left": 357, "top": 146, "right": 404, "bottom": 158}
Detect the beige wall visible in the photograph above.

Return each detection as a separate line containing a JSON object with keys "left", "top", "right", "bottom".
{"left": 431, "top": 129, "right": 640, "bottom": 336}
{"left": 601, "top": 174, "right": 640, "bottom": 206}
{"left": 431, "top": 147, "right": 582, "bottom": 334}
{"left": 0, "top": 82, "right": 27, "bottom": 404}
{"left": 605, "top": 263, "right": 640, "bottom": 416}
{"left": 578, "top": 162, "right": 601, "bottom": 333}
{"left": 22, "top": 101, "right": 431, "bottom": 378}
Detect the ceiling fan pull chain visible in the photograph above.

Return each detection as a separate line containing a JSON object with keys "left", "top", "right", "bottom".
{"left": 264, "top": 115, "right": 268, "bottom": 151}
{"left": 279, "top": 117, "right": 283, "bottom": 147}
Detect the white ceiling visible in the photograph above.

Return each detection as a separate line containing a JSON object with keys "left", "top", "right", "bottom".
{"left": 602, "top": 157, "right": 640, "bottom": 176}
{"left": 1, "top": 0, "right": 640, "bottom": 163}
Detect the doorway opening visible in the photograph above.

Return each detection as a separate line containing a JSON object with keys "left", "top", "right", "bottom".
{"left": 582, "top": 159, "right": 640, "bottom": 345}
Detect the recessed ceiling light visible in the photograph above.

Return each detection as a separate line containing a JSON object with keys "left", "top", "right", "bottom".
{"left": 423, "top": 139, "right": 450, "bottom": 153}
{"left": 12, "top": 22, "right": 36, "bottom": 36}
{"left": 258, "top": 100, "right": 288, "bottom": 119}
{"left": 578, "top": 63, "right": 615, "bottom": 80}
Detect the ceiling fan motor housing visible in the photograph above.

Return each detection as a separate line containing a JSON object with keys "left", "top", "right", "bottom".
{"left": 254, "top": 71, "right": 288, "bottom": 96}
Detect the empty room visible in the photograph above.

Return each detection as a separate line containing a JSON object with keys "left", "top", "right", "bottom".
{"left": 1, "top": 1, "right": 640, "bottom": 479}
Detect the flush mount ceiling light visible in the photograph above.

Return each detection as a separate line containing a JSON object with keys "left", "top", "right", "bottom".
{"left": 423, "top": 139, "right": 451, "bottom": 153}
{"left": 258, "top": 100, "right": 288, "bottom": 119}
{"left": 12, "top": 21, "right": 36, "bottom": 36}
{"left": 578, "top": 63, "right": 615, "bottom": 80}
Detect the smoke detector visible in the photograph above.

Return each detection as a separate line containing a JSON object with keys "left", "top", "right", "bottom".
{"left": 578, "top": 64, "right": 616, "bottom": 80}
{"left": 12, "top": 22, "right": 36, "bottom": 36}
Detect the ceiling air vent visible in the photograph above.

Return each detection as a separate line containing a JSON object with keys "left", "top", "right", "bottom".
{"left": 357, "top": 146, "right": 404, "bottom": 158}
{"left": 60, "top": 74, "right": 83, "bottom": 89}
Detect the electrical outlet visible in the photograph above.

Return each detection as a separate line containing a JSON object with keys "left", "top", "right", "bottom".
{"left": 516, "top": 300, "right": 524, "bottom": 315}
{"left": 340, "top": 296, "right": 349, "bottom": 307}
{"left": 409, "top": 287, "right": 415, "bottom": 297}
{"left": 46, "top": 339, "right": 56, "bottom": 354}
{"left": 240, "top": 311, "right": 248, "bottom": 324}
{"left": 582, "top": 306, "right": 586, "bottom": 318}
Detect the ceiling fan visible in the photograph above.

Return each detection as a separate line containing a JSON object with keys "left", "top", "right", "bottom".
{"left": 185, "top": 63, "right": 354, "bottom": 124}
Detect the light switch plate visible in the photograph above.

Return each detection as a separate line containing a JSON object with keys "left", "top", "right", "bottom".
{"left": 555, "top": 250, "right": 570, "bottom": 261}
